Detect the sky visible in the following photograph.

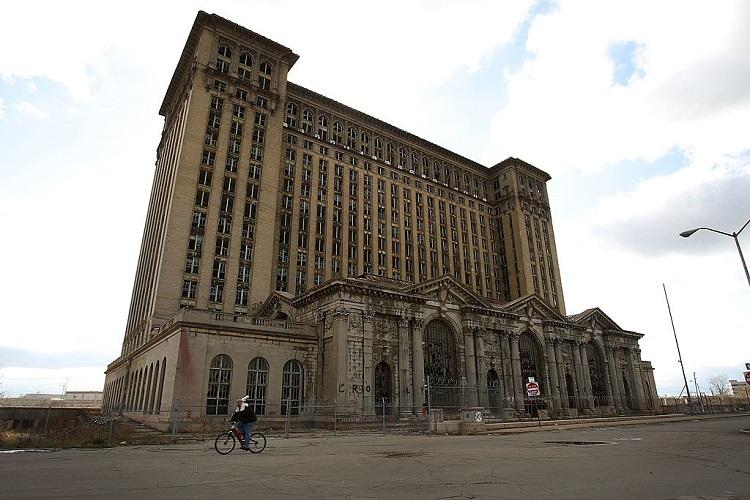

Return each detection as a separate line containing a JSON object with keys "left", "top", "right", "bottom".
{"left": 1, "top": 0, "right": 748, "bottom": 397}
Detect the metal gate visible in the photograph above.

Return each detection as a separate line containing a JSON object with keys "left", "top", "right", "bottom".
{"left": 424, "top": 320, "right": 459, "bottom": 409}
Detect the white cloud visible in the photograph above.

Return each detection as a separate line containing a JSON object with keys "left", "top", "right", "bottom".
{"left": 0, "top": 97, "right": 5, "bottom": 122}
{"left": 485, "top": 0, "right": 750, "bottom": 173}
{"left": 13, "top": 100, "right": 48, "bottom": 119}
{"left": 0, "top": 367, "right": 105, "bottom": 396}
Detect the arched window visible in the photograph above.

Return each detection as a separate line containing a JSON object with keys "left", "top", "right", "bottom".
{"left": 281, "top": 360, "right": 303, "bottom": 415}
{"left": 155, "top": 356, "right": 166, "bottom": 415}
{"left": 424, "top": 319, "right": 459, "bottom": 408}
{"left": 285, "top": 103, "right": 298, "bottom": 128}
{"left": 218, "top": 45, "right": 232, "bottom": 58}
{"left": 433, "top": 161, "right": 441, "bottom": 181}
{"left": 586, "top": 343, "right": 608, "bottom": 406}
{"left": 206, "top": 354, "right": 233, "bottom": 415}
{"left": 258, "top": 62, "right": 272, "bottom": 91}
{"left": 386, "top": 142, "right": 395, "bottom": 164}
{"left": 332, "top": 121, "right": 343, "bottom": 144}
{"left": 318, "top": 115, "right": 328, "bottom": 141}
{"left": 398, "top": 147, "right": 407, "bottom": 167}
{"left": 361, "top": 132, "right": 370, "bottom": 155}
{"left": 246, "top": 357, "right": 269, "bottom": 415}
{"left": 422, "top": 157, "right": 430, "bottom": 177}
{"left": 411, "top": 151, "right": 419, "bottom": 172}
{"left": 302, "top": 109, "right": 314, "bottom": 134}
{"left": 375, "top": 137, "right": 383, "bottom": 159}
{"left": 238, "top": 52, "right": 253, "bottom": 79}
{"left": 347, "top": 127, "right": 357, "bottom": 149}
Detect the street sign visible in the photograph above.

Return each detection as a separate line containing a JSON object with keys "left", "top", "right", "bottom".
{"left": 745, "top": 362, "right": 750, "bottom": 371}
{"left": 526, "top": 381, "right": 541, "bottom": 397}
{"left": 744, "top": 371, "right": 750, "bottom": 385}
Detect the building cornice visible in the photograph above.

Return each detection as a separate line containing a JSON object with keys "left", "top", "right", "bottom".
{"left": 160, "top": 11, "right": 298, "bottom": 117}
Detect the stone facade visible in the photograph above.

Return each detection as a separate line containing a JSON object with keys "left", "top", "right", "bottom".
{"left": 102, "top": 11, "right": 659, "bottom": 429}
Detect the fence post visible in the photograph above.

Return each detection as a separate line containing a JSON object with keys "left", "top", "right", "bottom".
{"left": 170, "top": 399, "right": 180, "bottom": 443}
{"left": 333, "top": 398, "right": 337, "bottom": 436}
{"left": 426, "top": 376, "right": 432, "bottom": 435}
{"left": 284, "top": 399, "right": 290, "bottom": 439}
{"left": 382, "top": 398, "right": 386, "bottom": 432}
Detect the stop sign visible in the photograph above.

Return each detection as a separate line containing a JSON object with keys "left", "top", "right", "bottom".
{"left": 744, "top": 371, "right": 750, "bottom": 385}
{"left": 526, "top": 381, "right": 541, "bottom": 397}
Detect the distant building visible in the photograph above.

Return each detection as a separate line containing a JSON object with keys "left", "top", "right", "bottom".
{"left": 102, "top": 11, "right": 659, "bottom": 430}
{"left": 730, "top": 379, "right": 749, "bottom": 399}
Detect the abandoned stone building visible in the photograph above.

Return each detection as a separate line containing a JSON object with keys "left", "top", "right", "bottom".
{"left": 101, "top": 11, "right": 660, "bottom": 430}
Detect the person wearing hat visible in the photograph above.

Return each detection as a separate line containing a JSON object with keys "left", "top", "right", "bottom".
{"left": 230, "top": 396, "right": 257, "bottom": 450}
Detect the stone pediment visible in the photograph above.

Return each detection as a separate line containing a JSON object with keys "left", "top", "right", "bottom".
{"left": 568, "top": 307, "right": 623, "bottom": 332}
{"left": 501, "top": 294, "right": 566, "bottom": 322}
{"left": 404, "top": 275, "right": 489, "bottom": 308}
{"left": 256, "top": 291, "right": 295, "bottom": 318}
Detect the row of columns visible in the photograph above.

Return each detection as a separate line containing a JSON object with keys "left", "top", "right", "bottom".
{"left": 335, "top": 314, "right": 648, "bottom": 416}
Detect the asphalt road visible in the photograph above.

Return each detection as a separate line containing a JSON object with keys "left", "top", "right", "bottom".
{"left": 1, "top": 415, "right": 749, "bottom": 499}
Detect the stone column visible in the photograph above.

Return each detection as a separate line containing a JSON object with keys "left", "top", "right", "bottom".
{"left": 509, "top": 333, "right": 525, "bottom": 412}
{"left": 632, "top": 348, "right": 647, "bottom": 410}
{"left": 331, "top": 309, "right": 351, "bottom": 407}
{"left": 398, "top": 318, "right": 413, "bottom": 415}
{"left": 606, "top": 346, "right": 623, "bottom": 411}
{"left": 412, "top": 319, "right": 425, "bottom": 412}
{"left": 626, "top": 348, "right": 645, "bottom": 410}
{"left": 500, "top": 332, "right": 513, "bottom": 412}
{"left": 463, "top": 326, "right": 478, "bottom": 407}
{"left": 571, "top": 341, "right": 585, "bottom": 410}
{"left": 475, "top": 332, "right": 488, "bottom": 408}
{"left": 554, "top": 340, "right": 569, "bottom": 409}
{"left": 362, "top": 312, "right": 375, "bottom": 413}
{"left": 601, "top": 356, "right": 614, "bottom": 408}
{"left": 580, "top": 343, "right": 595, "bottom": 408}
{"left": 546, "top": 340, "right": 561, "bottom": 410}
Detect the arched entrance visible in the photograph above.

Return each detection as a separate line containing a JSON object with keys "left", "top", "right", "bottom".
{"left": 423, "top": 319, "right": 459, "bottom": 409}
{"left": 374, "top": 361, "right": 391, "bottom": 415}
{"left": 487, "top": 369, "right": 502, "bottom": 415}
{"left": 586, "top": 343, "right": 608, "bottom": 407}
{"left": 519, "top": 333, "right": 544, "bottom": 416}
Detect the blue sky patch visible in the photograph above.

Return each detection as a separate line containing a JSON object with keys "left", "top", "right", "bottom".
{"left": 609, "top": 40, "right": 645, "bottom": 86}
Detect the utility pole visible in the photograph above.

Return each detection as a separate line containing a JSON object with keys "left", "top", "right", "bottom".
{"left": 693, "top": 372, "right": 704, "bottom": 413}
{"left": 663, "top": 284, "right": 693, "bottom": 413}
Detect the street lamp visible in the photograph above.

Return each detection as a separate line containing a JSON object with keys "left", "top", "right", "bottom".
{"left": 679, "top": 218, "right": 750, "bottom": 287}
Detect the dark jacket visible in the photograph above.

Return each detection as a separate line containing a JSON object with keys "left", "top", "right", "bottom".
{"left": 231, "top": 403, "right": 257, "bottom": 423}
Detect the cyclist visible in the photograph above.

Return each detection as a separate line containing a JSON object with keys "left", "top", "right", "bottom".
{"left": 230, "top": 396, "right": 257, "bottom": 451}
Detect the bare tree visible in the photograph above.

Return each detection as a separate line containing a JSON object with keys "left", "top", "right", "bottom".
{"left": 706, "top": 374, "right": 730, "bottom": 396}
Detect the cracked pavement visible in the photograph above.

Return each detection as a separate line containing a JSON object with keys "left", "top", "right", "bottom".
{"left": 1, "top": 416, "right": 749, "bottom": 499}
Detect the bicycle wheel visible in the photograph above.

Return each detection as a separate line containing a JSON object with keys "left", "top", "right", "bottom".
{"left": 247, "top": 432, "right": 266, "bottom": 453}
{"left": 214, "top": 431, "right": 236, "bottom": 454}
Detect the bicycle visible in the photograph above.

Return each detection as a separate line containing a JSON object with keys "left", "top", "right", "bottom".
{"left": 214, "top": 423, "right": 266, "bottom": 454}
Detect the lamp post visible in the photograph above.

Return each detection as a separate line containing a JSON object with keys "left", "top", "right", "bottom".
{"left": 679, "top": 218, "right": 750, "bottom": 287}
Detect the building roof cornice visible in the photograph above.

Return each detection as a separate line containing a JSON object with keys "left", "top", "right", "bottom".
{"left": 287, "top": 82, "right": 492, "bottom": 176}
{"left": 160, "top": 11, "right": 299, "bottom": 117}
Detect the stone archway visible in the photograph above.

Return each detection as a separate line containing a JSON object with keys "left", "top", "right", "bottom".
{"left": 487, "top": 369, "right": 502, "bottom": 415}
{"left": 374, "top": 361, "right": 391, "bottom": 415}
{"left": 587, "top": 342, "right": 608, "bottom": 407}
{"left": 423, "top": 319, "right": 459, "bottom": 409}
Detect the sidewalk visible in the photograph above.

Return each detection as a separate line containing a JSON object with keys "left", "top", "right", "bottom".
{"left": 479, "top": 411, "right": 750, "bottom": 435}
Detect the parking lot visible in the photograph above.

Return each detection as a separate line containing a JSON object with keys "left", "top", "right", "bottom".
{"left": 1, "top": 415, "right": 749, "bottom": 499}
